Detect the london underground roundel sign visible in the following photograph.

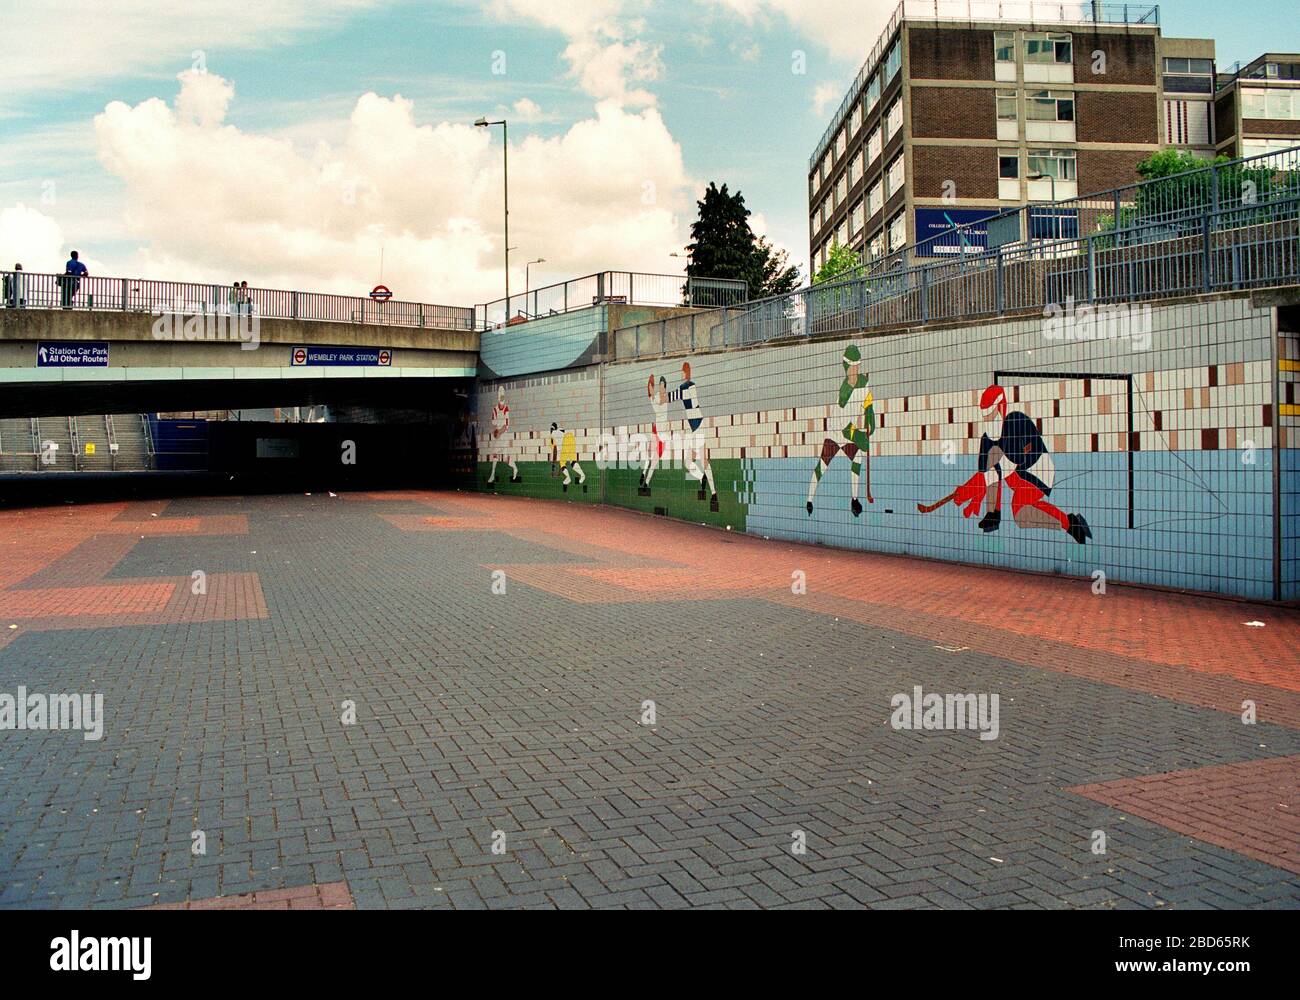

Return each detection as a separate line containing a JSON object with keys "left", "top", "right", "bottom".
{"left": 370, "top": 285, "right": 393, "bottom": 303}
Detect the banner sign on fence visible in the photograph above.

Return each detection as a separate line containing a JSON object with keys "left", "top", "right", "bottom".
{"left": 986, "top": 213, "right": 1022, "bottom": 250}
{"left": 914, "top": 208, "right": 1002, "bottom": 257}
{"left": 37, "top": 341, "right": 110, "bottom": 367}
{"left": 290, "top": 346, "right": 393, "bottom": 367}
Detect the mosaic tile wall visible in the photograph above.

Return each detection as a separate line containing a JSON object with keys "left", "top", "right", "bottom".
{"left": 477, "top": 295, "right": 1292, "bottom": 600}
{"left": 1280, "top": 320, "right": 1300, "bottom": 600}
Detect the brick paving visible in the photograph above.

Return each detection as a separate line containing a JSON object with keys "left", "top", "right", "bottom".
{"left": 0, "top": 490, "right": 1297, "bottom": 910}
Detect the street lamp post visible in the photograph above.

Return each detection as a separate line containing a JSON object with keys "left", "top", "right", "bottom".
{"left": 525, "top": 258, "right": 544, "bottom": 295}
{"left": 475, "top": 117, "right": 510, "bottom": 314}
{"left": 671, "top": 247, "right": 693, "bottom": 303}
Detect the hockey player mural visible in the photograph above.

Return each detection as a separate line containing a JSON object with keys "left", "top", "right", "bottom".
{"left": 807, "top": 344, "right": 875, "bottom": 518}
{"left": 645, "top": 362, "right": 719, "bottom": 512}
{"left": 639, "top": 375, "right": 669, "bottom": 496}
{"left": 918, "top": 384, "right": 1092, "bottom": 544}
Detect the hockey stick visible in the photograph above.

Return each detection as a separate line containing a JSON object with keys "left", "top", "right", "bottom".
{"left": 916, "top": 490, "right": 959, "bottom": 514}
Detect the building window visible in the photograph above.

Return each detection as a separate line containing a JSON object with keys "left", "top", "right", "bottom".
{"left": 867, "top": 126, "right": 882, "bottom": 164}
{"left": 1028, "top": 148, "right": 1077, "bottom": 181}
{"left": 1027, "top": 90, "right": 1074, "bottom": 121}
{"left": 1162, "top": 57, "right": 1214, "bottom": 94}
{"left": 835, "top": 127, "right": 846, "bottom": 160}
{"left": 851, "top": 199, "right": 864, "bottom": 237}
{"left": 886, "top": 154, "right": 905, "bottom": 198}
{"left": 886, "top": 98, "right": 903, "bottom": 139}
{"left": 995, "top": 31, "right": 1015, "bottom": 63}
{"left": 888, "top": 212, "right": 907, "bottom": 252}
{"left": 868, "top": 179, "right": 883, "bottom": 218}
{"left": 1244, "top": 137, "right": 1300, "bottom": 157}
{"left": 999, "top": 152, "right": 1019, "bottom": 179}
{"left": 1244, "top": 88, "right": 1298, "bottom": 120}
{"left": 884, "top": 39, "right": 902, "bottom": 80}
{"left": 865, "top": 74, "right": 880, "bottom": 114}
{"left": 850, "top": 103, "right": 862, "bottom": 136}
{"left": 847, "top": 153, "right": 857, "bottom": 188}
{"left": 997, "top": 91, "right": 1018, "bottom": 120}
{"left": 837, "top": 220, "right": 849, "bottom": 247}
{"left": 836, "top": 174, "right": 847, "bottom": 207}
{"left": 854, "top": 149, "right": 865, "bottom": 184}
{"left": 1164, "top": 57, "right": 1213, "bottom": 75}
{"left": 1025, "top": 32, "right": 1071, "bottom": 65}
{"left": 868, "top": 233, "right": 884, "bottom": 260}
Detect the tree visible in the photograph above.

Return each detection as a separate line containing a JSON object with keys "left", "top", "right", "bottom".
{"left": 813, "top": 242, "right": 861, "bottom": 285}
{"left": 1094, "top": 148, "right": 1297, "bottom": 247}
{"left": 686, "top": 182, "right": 801, "bottom": 301}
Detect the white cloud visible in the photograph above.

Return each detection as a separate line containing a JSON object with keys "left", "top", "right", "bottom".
{"left": 485, "top": 0, "right": 664, "bottom": 107}
{"left": 0, "top": 0, "right": 381, "bottom": 96}
{"left": 704, "top": 0, "right": 894, "bottom": 62}
{"left": 88, "top": 72, "right": 692, "bottom": 305}
{"left": 0, "top": 205, "right": 68, "bottom": 272}
{"left": 811, "top": 82, "right": 841, "bottom": 117}
{"left": 511, "top": 98, "right": 546, "bottom": 123}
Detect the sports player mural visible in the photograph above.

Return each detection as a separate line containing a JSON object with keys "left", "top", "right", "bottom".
{"left": 485, "top": 385, "right": 521, "bottom": 485}
{"left": 549, "top": 422, "right": 587, "bottom": 493}
{"left": 918, "top": 384, "right": 1092, "bottom": 545}
{"left": 638, "top": 375, "right": 669, "bottom": 496}
{"left": 807, "top": 344, "right": 876, "bottom": 518}
{"left": 646, "top": 361, "right": 719, "bottom": 512}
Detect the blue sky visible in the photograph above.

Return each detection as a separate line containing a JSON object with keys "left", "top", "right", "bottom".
{"left": 0, "top": 1, "right": 1284, "bottom": 302}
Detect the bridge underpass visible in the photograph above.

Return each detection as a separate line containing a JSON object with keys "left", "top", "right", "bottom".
{"left": 0, "top": 307, "right": 480, "bottom": 501}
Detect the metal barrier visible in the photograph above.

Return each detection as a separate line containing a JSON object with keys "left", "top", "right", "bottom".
{"left": 475, "top": 271, "right": 748, "bottom": 330}
{"left": 618, "top": 152, "right": 1300, "bottom": 358}
{"left": 0, "top": 270, "right": 477, "bottom": 331}
{"left": 868, "top": 145, "right": 1300, "bottom": 275}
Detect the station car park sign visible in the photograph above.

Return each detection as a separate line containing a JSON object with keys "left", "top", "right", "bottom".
{"left": 37, "top": 341, "right": 110, "bottom": 367}
{"left": 290, "top": 346, "right": 393, "bottom": 367}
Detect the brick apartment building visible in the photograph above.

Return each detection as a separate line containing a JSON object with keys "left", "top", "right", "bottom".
{"left": 1214, "top": 53, "right": 1300, "bottom": 158}
{"left": 808, "top": 1, "right": 1216, "bottom": 271}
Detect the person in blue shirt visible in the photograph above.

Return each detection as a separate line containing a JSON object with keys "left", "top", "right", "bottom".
{"left": 61, "top": 250, "right": 88, "bottom": 307}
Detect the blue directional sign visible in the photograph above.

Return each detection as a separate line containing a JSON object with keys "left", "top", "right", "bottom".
{"left": 290, "top": 346, "right": 392, "bottom": 367}
{"left": 37, "top": 341, "right": 110, "bottom": 367}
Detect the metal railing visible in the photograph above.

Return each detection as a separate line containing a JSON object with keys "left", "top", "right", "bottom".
{"left": 810, "top": 0, "right": 1160, "bottom": 171}
{"left": 619, "top": 146, "right": 1300, "bottom": 358}
{"left": 474, "top": 271, "right": 748, "bottom": 330}
{"left": 0, "top": 270, "right": 476, "bottom": 331}
{"left": 865, "top": 145, "right": 1300, "bottom": 276}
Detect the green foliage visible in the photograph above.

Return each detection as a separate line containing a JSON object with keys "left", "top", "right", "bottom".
{"left": 1093, "top": 149, "right": 1298, "bottom": 249}
{"left": 813, "top": 242, "right": 862, "bottom": 285}
{"left": 686, "top": 182, "right": 801, "bottom": 301}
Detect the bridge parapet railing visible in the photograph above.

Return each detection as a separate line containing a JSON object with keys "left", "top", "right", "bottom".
{"left": 617, "top": 195, "right": 1300, "bottom": 358}
{"left": 475, "top": 271, "right": 748, "bottom": 330}
{"left": 0, "top": 271, "right": 477, "bottom": 331}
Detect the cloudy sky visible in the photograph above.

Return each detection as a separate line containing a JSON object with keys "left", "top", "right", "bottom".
{"left": 0, "top": 0, "right": 1271, "bottom": 306}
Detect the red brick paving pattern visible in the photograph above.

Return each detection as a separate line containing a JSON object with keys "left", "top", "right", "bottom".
{"left": 375, "top": 492, "right": 1300, "bottom": 719}
{"left": 142, "top": 881, "right": 355, "bottom": 910}
{"left": 1069, "top": 756, "right": 1300, "bottom": 875}
{"left": 0, "top": 499, "right": 267, "bottom": 650}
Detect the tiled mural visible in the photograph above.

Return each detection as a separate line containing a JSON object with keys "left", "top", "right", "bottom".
{"left": 476, "top": 295, "right": 1296, "bottom": 600}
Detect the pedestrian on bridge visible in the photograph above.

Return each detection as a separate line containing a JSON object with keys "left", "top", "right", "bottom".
{"left": 3, "top": 264, "right": 24, "bottom": 308}
{"left": 60, "top": 250, "right": 88, "bottom": 308}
